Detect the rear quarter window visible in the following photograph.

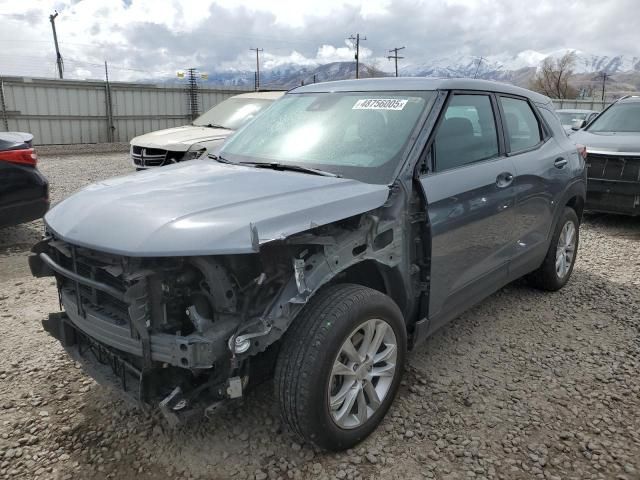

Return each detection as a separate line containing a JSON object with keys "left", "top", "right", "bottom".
{"left": 539, "top": 107, "right": 565, "bottom": 137}
{"left": 500, "top": 97, "right": 543, "bottom": 152}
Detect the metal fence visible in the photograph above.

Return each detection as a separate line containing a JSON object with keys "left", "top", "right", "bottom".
{"left": 0, "top": 76, "right": 252, "bottom": 145}
{"left": 551, "top": 99, "right": 612, "bottom": 112}
{"left": 0, "top": 76, "right": 620, "bottom": 145}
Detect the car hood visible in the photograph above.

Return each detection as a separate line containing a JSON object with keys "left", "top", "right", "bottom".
{"left": 44, "top": 161, "right": 390, "bottom": 257}
{"left": 130, "top": 125, "right": 233, "bottom": 151}
{"left": 570, "top": 130, "right": 640, "bottom": 154}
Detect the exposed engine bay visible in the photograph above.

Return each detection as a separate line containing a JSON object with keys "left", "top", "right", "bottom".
{"left": 29, "top": 200, "right": 414, "bottom": 424}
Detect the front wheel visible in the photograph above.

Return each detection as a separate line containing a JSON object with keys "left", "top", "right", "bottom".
{"left": 528, "top": 207, "right": 579, "bottom": 291}
{"left": 274, "top": 284, "right": 407, "bottom": 451}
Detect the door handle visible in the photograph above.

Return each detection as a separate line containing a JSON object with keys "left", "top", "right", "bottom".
{"left": 554, "top": 157, "right": 568, "bottom": 168}
{"left": 496, "top": 172, "right": 514, "bottom": 188}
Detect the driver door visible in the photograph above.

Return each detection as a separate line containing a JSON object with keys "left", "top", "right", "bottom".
{"left": 418, "top": 92, "right": 517, "bottom": 331}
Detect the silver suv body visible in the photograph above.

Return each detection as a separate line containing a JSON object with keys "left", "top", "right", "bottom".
{"left": 30, "top": 78, "right": 586, "bottom": 450}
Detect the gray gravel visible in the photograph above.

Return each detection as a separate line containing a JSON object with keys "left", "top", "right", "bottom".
{"left": 35, "top": 143, "right": 130, "bottom": 157}
{"left": 1, "top": 152, "right": 639, "bottom": 480}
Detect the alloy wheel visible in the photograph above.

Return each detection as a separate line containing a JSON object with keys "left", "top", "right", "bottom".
{"left": 555, "top": 220, "right": 576, "bottom": 279}
{"left": 328, "top": 318, "right": 397, "bottom": 429}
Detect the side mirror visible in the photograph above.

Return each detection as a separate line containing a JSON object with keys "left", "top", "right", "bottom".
{"left": 571, "top": 119, "right": 587, "bottom": 131}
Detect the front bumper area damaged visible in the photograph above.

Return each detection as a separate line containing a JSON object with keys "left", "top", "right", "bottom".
{"left": 30, "top": 198, "right": 407, "bottom": 425}
{"left": 42, "top": 311, "right": 238, "bottom": 425}
{"left": 29, "top": 240, "right": 270, "bottom": 424}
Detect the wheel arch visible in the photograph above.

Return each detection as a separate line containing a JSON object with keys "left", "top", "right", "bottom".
{"left": 326, "top": 259, "right": 408, "bottom": 316}
{"left": 549, "top": 179, "right": 586, "bottom": 241}
{"left": 566, "top": 194, "right": 585, "bottom": 221}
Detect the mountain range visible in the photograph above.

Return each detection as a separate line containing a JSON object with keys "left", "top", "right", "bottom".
{"left": 195, "top": 50, "right": 640, "bottom": 94}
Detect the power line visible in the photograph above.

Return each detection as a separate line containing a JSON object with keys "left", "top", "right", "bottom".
{"left": 0, "top": 33, "right": 319, "bottom": 50}
{"left": 387, "top": 46, "right": 405, "bottom": 77}
{"left": 250, "top": 47, "right": 263, "bottom": 91}
{"left": 65, "top": 58, "right": 174, "bottom": 75}
{"left": 49, "top": 11, "right": 63, "bottom": 79}
{"left": 348, "top": 33, "right": 366, "bottom": 79}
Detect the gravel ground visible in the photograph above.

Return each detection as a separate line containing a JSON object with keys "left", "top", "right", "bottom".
{"left": 1, "top": 152, "right": 639, "bottom": 480}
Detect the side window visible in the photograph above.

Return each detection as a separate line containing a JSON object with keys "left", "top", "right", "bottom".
{"left": 433, "top": 94, "right": 499, "bottom": 172}
{"left": 500, "top": 97, "right": 543, "bottom": 152}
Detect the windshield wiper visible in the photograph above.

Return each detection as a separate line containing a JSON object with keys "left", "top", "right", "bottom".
{"left": 208, "top": 153, "right": 233, "bottom": 164}
{"left": 239, "top": 161, "right": 341, "bottom": 178}
{"left": 199, "top": 123, "right": 229, "bottom": 129}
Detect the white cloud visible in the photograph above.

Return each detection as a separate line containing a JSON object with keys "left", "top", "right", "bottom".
{"left": 0, "top": 0, "right": 637, "bottom": 81}
{"left": 317, "top": 43, "right": 354, "bottom": 63}
{"left": 212, "top": 0, "right": 392, "bottom": 27}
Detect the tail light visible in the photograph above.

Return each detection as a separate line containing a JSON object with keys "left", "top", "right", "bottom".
{"left": 576, "top": 144, "right": 587, "bottom": 160}
{"left": 0, "top": 148, "right": 38, "bottom": 166}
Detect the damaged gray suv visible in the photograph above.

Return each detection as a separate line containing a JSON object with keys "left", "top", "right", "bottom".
{"left": 30, "top": 78, "right": 586, "bottom": 450}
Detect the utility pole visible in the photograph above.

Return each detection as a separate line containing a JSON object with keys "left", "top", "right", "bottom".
{"left": 185, "top": 68, "right": 200, "bottom": 121}
{"left": 387, "top": 46, "right": 405, "bottom": 77}
{"left": 473, "top": 56, "right": 484, "bottom": 79}
{"left": 104, "top": 62, "right": 114, "bottom": 142}
{"left": 600, "top": 71, "right": 608, "bottom": 102}
{"left": 49, "top": 11, "right": 64, "bottom": 79}
{"left": 0, "top": 77, "right": 8, "bottom": 131}
{"left": 250, "top": 47, "right": 263, "bottom": 91}
{"left": 348, "top": 33, "right": 366, "bottom": 79}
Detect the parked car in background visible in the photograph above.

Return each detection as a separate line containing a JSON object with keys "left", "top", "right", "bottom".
{"left": 0, "top": 132, "right": 48, "bottom": 227}
{"left": 31, "top": 78, "right": 585, "bottom": 451}
{"left": 556, "top": 108, "right": 599, "bottom": 132}
{"left": 570, "top": 95, "right": 640, "bottom": 216}
{"left": 130, "top": 91, "right": 284, "bottom": 169}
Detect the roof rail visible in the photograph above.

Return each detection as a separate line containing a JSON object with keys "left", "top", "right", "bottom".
{"left": 615, "top": 94, "right": 640, "bottom": 103}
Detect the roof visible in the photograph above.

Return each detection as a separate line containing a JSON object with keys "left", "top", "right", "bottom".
{"left": 617, "top": 95, "right": 640, "bottom": 104}
{"left": 232, "top": 91, "right": 286, "bottom": 100}
{"left": 555, "top": 109, "right": 599, "bottom": 114}
{"left": 290, "top": 77, "right": 552, "bottom": 104}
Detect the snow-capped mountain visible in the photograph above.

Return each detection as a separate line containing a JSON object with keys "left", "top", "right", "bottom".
{"left": 399, "top": 50, "right": 640, "bottom": 79}
{"left": 199, "top": 62, "right": 386, "bottom": 89}
{"left": 553, "top": 51, "right": 640, "bottom": 74}
{"left": 192, "top": 50, "right": 640, "bottom": 90}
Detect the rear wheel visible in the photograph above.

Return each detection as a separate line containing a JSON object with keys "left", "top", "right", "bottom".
{"left": 528, "top": 207, "right": 579, "bottom": 291}
{"left": 274, "top": 284, "right": 406, "bottom": 451}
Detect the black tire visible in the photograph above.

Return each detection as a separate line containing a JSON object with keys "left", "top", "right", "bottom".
{"left": 528, "top": 207, "right": 579, "bottom": 291}
{"left": 274, "top": 283, "right": 407, "bottom": 451}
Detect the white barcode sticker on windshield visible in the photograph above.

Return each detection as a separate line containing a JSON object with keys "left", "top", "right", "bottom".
{"left": 352, "top": 98, "right": 408, "bottom": 110}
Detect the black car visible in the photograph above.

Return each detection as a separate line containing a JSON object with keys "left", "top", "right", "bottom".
{"left": 0, "top": 132, "right": 49, "bottom": 227}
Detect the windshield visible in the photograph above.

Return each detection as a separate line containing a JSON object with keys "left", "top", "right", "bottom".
{"left": 193, "top": 97, "right": 274, "bottom": 130}
{"left": 557, "top": 112, "right": 588, "bottom": 125}
{"left": 219, "top": 91, "right": 435, "bottom": 184}
{"left": 587, "top": 102, "right": 640, "bottom": 133}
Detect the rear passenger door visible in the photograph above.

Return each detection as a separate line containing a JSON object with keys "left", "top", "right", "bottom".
{"left": 497, "top": 95, "right": 570, "bottom": 279}
{"left": 419, "top": 92, "right": 517, "bottom": 330}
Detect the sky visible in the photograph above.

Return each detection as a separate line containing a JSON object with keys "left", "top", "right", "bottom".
{"left": 0, "top": 0, "right": 638, "bottom": 81}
